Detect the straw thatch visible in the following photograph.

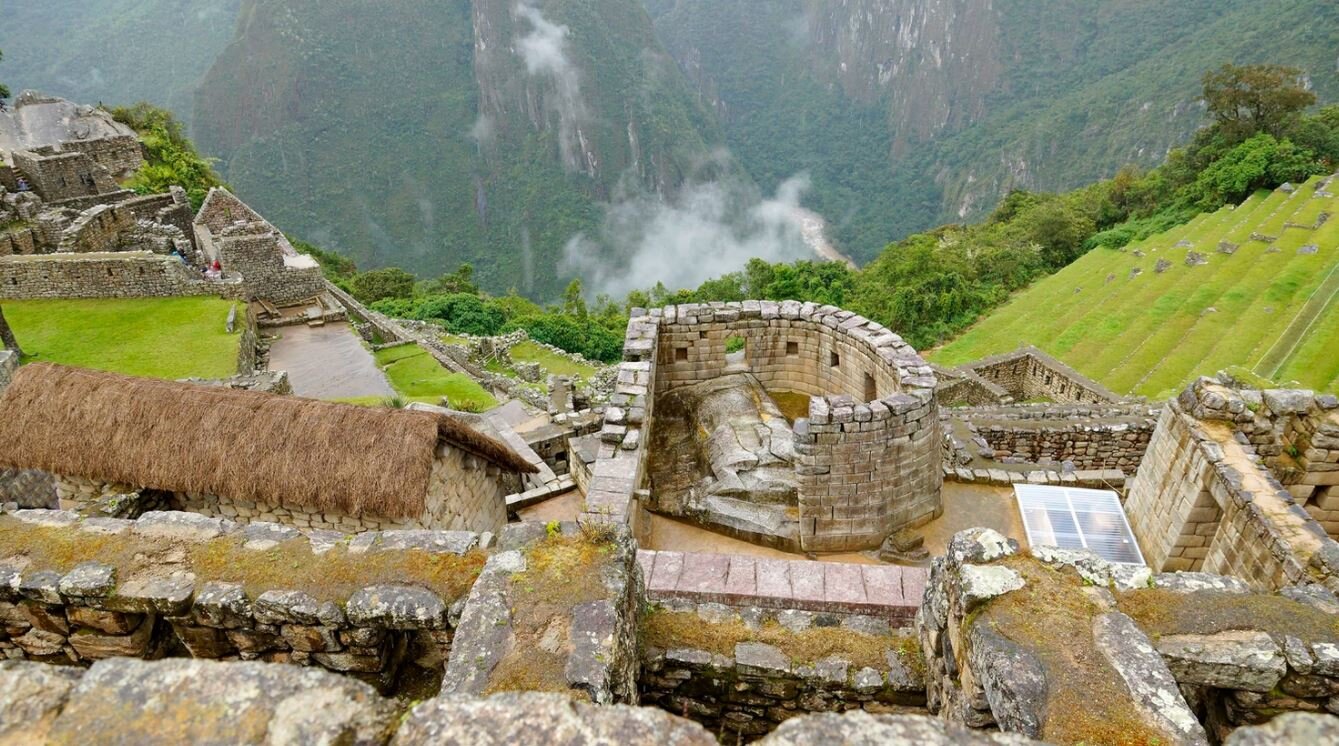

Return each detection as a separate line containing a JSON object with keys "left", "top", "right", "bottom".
{"left": 0, "top": 364, "right": 536, "bottom": 520}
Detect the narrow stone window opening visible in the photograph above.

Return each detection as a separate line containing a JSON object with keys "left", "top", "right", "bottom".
{"left": 786, "top": 341, "right": 799, "bottom": 356}
{"left": 724, "top": 335, "right": 746, "bottom": 354}
{"left": 830, "top": 352, "right": 840, "bottom": 368}
{"left": 864, "top": 373, "right": 877, "bottom": 402}
{"left": 674, "top": 346, "right": 688, "bottom": 362}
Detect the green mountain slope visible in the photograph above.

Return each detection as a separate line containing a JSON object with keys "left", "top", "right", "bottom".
{"left": 191, "top": 0, "right": 726, "bottom": 299}
{"left": 647, "top": 0, "right": 1339, "bottom": 264}
{"left": 0, "top": 0, "right": 240, "bottom": 122}
{"left": 932, "top": 176, "right": 1339, "bottom": 397}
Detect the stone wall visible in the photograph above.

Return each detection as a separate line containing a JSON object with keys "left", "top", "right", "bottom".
{"left": 968, "top": 418, "right": 1154, "bottom": 471}
{"left": 57, "top": 202, "right": 137, "bottom": 253}
{"left": 640, "top": 599, "right": 925, "bottom": 740}
{"left": 1125, "top": 379, "right": 1339, "bottom": 592}
{"left": 0, "top": 508, "right": 488, "bottom": 689}
{"left": 11, "top": 149, "right": 119, "bottom": 203}
{"left": 0, "top": 227, "right": 37, "bottom": 257}
{"left": 217, "top": 232, "right": 326, "bottom": 305}
{"left": 595, "top": 302, "right": 941, "bottom": 552}
{"left": 918, "top": 529, "right": 1208, "bottom": 743}
{"left": 931, "top": 363, "right": 1011, "bottom": 407}
{"left": 961, "top": 346, "right": 1123, "bottom": 405}
{"left": 53, "top": 135, "right": 144, "bottom": 178}
{"left": 0, "top": 251, "right": 244, "bottom": 300}
{"left": 54, "top": 443, "right": 517, "bottom": 535}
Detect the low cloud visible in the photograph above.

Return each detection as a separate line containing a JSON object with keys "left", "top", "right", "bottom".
{"left": 515, "top": 3, "right": 587, "bottom": 171}
{"left": 563, "top": 174, "right": 814, "bottom": 298}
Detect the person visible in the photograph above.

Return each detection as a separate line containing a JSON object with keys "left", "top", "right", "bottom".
{"left": 15, "top": 177, "right": 30, "bottom": 192}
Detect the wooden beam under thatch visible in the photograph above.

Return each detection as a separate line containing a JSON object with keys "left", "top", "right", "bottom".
{"left": 0, "top": 364, "right": 536, "bottom": 520}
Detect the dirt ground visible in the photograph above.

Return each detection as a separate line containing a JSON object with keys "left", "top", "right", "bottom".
{"left": 518, "top": 481, "right": 1027, "bottom": 565}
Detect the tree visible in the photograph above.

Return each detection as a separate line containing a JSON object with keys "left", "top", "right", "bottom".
{"left": 0, "top": 304, "right": 21, "bottom": 357}
{"left": 351, "top": 267, "right": 416, "bottom": 303}
{"left": 0, "top": 48, "right": 9, "bottom": 103}
{"left": 1202, "top": 63, "right": 1316, "bottom": 143}
{"left": 562, "top": 279, "right": 587, "bottom": 320}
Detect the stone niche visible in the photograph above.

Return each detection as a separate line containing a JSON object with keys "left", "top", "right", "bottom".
{"left": 626, "top": 301, "right": 941, "bottom": 553}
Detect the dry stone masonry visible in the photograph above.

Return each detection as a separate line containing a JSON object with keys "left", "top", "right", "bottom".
{"left": 1125, "top": 376, "right": 1339, "bottom": 591}
{"left": 590, "top": 301, "right": 941, "bottom": 552}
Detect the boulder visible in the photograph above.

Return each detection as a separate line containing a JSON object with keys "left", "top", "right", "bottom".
{"left": 1156, "top": 630, "right": 1287, "bottom": 692}
{"left": 759, "top": 711, "right": 1041, "bottom": 744}
{"left": 0, "top": 660, "right": 83, "bottom": 742}
{"left": 1224, "top": 712, "right": 1339, "bottom": 745}
{"left": 45, "top": 657, "right": 397, "bottom": 745}
{"left": 393, "top": 692, "right": 714, "bottom": 746}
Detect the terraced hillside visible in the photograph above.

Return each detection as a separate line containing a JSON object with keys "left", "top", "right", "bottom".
{"left": 933, "top": 174, "right": 1339, "bottom": 399}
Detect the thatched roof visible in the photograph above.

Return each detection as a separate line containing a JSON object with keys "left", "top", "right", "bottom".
{"left": 0, "top": 364, "right": 536, "bottom": 519}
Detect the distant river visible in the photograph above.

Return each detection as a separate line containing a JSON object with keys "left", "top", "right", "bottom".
{"left": 791, "top": 207, "right": 857, "bottom": 269}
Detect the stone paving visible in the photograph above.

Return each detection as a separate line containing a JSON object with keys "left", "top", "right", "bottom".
{"left": 637, "top": 549, "right": 926, "bottom": 623}
{"left": 265, "top": 321, "right": 394, "bottom": 400}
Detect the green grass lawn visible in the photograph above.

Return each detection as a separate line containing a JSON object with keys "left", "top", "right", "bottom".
{"left": 373, "top": 343, "right": 498, "bottom": 411}
{"left": 507, "top": 340, "right": 598, "bottom": 379}
{"left": 933, "top": 177, "right": 1339, "bottom": 396}
{"left": 4, "top": 297, "right": 243, "bottom": 380}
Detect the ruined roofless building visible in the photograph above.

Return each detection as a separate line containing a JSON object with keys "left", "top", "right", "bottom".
{"left": 0, "top": 364, "right": 537, "bottom": 533}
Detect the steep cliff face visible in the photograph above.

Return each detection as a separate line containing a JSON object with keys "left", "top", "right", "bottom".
{"left": 804, "top": 0, "right": 1001, "bottom": 149}
{"left": 192, "top": 0, "right": 722, "bottom": 297}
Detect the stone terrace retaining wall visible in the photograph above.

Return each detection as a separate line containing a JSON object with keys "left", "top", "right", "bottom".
{"left": 0, "top": 251, "right": 244, "bottom": 300}
{"left": 593, "top": 302, "right": 941, "bottom": 552}
{"left": 637, "top": 550, "right": 926, "bottom": 625}
{"left": 1125, "top": 380, "right": 1339, "bottom": 592}
{"left": 641, "top": 603, "right": 926, "bottom": 740}
{"left": 0, "top": 508, "right": 487, "bottom": 690}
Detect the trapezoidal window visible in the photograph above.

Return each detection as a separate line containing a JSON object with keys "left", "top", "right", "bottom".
{"left": 674, "top": 346, "right": 689, "bottom": 362}
{"left": 830, "top": 351, "right": 840, "bottom": 368}
{"left": 786, "top": 341, "right": 799, "bottom": 356}
{"left": 724, "top": 334, "right": 746, "bottom": 354}
{"left": 864, "top": 373, "right": 877, "bottom": 402}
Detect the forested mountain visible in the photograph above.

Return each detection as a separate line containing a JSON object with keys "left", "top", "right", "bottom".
{"left": 3, "top": 0, "right": 1336, "bottom": 298}
{"left": 0, "top": 0, "right": 239, "bottom": 122}
{"left": 192, "top": 0, "right": 728, "bottom": 298}
{"left": 646, "top": 0, "right": 1339, "bottom": 263}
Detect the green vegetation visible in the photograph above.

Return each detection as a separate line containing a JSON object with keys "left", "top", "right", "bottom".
{"left": 507, "top": 341, "right": 598, "bottom": 379}
{"left": 186, "top": 0, "right": 723, "bottom": 299}
{"left": 649, "top": 1, "right": 1339, "bottom": 265}
{"left": 933, "top": 176, "right": 1339, "bottom": 397}
{"left": 0, "top": 47, "right": 10, "bottom": 102}
{"left": 109, "top": 102, "right": 226, "bottom": 208}
{"left": 373, "top": 343, "right": 497, "bottom": 412}
{"left": 4, "top": 297, "right": 242, "bottom": 380}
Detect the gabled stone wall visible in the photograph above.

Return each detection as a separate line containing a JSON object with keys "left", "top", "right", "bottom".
{"left": 1125, "top": 378, "right": 1339, "bottom": 592}
{"left": 960, "top": 346, "right": 1122, "bottom": 405}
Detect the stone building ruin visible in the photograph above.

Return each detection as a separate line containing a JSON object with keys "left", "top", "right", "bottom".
{"left": 588, "top": 301, "right": 942, "bottom": 552}
{"left": 0, "top": 364, "right": 536, "bottom": 533}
